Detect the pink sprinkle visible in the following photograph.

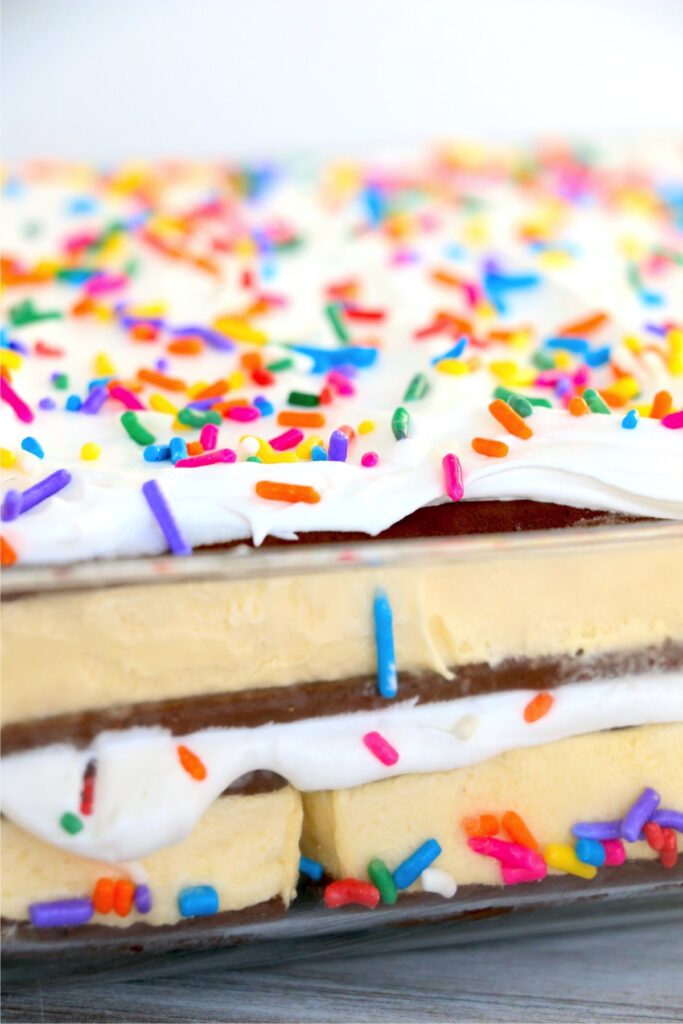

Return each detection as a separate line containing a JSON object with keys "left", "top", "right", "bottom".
{"left": 175, "top": 448, "right": 236, "bottom": 468}
{"left": 361, "top": 452, "right": 379, "bottom": 468}
{"left": 327, "top": 371, "right": 356, "bottom": 397}
{"left": 442, "top": 453, "right": 464, "bottom": 502}
{"left": 362, "top": 731, "right": 399, "bottom": 766}
{"left": 269, "top": 428, "right": 303, "bottom": 451}
{"left": 661, "top": 410, "right": 683, "bottom": 429}
{"left": 199, "top": 423, "right": 218, "bottom": 450}
{"left": 85, "top": 273, "right": 128, "bottom": 296}
{"left": 462, "top": 281, "right": 481, "bottom": 308}
{"left": 109, "top": 386, "right": 145, "bottom": 411}
{"left": 1, "top": 376, "right": 34, "bottom": 423}
{"left": 227, "top": 405, "right": 260, "bottom": 422}
{"left": 573, "top": 366, "right": 591, "bottom": 388}
{"left": 502, "top": 863, "right": 548, "bottom": 886}
{"left": 468, "top": 837, "right": 543, "bottom": 872}
{"left": 601, "top": 839, "right": 626, "bottom": 866}
{"left": 63, "top": 231, "right": 98, "bottom": 255}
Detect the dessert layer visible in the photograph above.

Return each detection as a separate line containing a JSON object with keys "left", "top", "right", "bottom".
{"left": 3, "top": 642, "right": 681, "bottom": 755}
{"left": 4, "top": 529, "right": 682, "bottom": 724}
{"left": 3, "top": 672, "right": 681, "bottom": 864}
{"left": 301, "top": 723, "right": 683, "bottom": 886}
{"left": 1, "top": 787, "right": 302, "bottom": 927}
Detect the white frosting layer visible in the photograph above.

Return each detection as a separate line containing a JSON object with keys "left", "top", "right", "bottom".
{"left": 1, "top": 151, "right": 683, "bottom": 565}
{"left": 2, "top": 671, "right": 682, "bottom": 863}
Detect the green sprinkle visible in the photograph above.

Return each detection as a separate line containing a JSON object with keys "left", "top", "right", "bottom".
{"left": 60, "top": 812, "right": 83, "bottom": 835}
{"left": 368, "top": 858, "right": 397, "bottom": 905}
{"left": 654, "top": 246, "right": 683, "bottom": 267}
{"left": 274, "top": 236, "right": 304, "bottom": 253}
{"left": 507, "top": 394, "right": 534, "bottom": 418}
{"left": 266, "top": 357, "right": 295, "bottom": 372}
{"left": 287, "top": 391, "right": 320, "bottom": 407}
{"left": 177, "top": 408, "right": 222, "bottom": 429}
{"left": 9, "top": 299, "right": 62, "bottom": 327}
{"left": 493, "top": 385, "right": 514, "bottom": 402}
{"left": 120, "top": 411, "right": 155, "bottom": 446}
{"left": 403, "top": 373, "right": 430, "bottom": 402}
{"left": 53, "top": 373, "right": 69, "bottom": 391}
{"left": 325, "top": 302, "right": 350, "bottom": 344}
{"left": 627, "top": 263, "right": 642, "bottom": 291}
{"left": 583, "top": 388, "right": 611, "bottom": 414}
{"left": 391, "top": 406, "right": 410, "bottom": 441}
{"left": 246, "top": 455, "right": 263, "bottom": 463}
{"left": 527, "top": 396, "right": 553, "bottom": 408}
{"left": 532, "top": 351, "right": 556, "bottom": 370}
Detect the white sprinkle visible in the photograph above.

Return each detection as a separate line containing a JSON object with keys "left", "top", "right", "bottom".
{"left": 238, "top": 436, "right": 260, "bottom": 458}
{"left": 453, "top": 714, "right": 479, "bottom": 740}
{"left": 421, "top": 868, "right": 457, "bottom": 899}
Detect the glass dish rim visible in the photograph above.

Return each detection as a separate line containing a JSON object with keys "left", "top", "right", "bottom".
{"left": 2, "top": 518, "right": 681, "bottom": 597}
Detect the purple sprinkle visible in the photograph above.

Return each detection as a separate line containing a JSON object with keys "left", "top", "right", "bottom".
{"left": 651, "top": 809, "right": 683, "bottom": 833}
{"left": 328, "top": 429, "right": 349, "bottom": 462}
{"left": 38, "top": 397, "right": 56, "bottom": 411}
{"left": 134, "top": 884, "right": 153, "bottom": 914}
{"left": 141, "top": 479, "right": 192, "bottom": 557}
{"left": 173, "top": 326, "right": 234, "bottom": 351}
{"left": 571, "top": 819, "right": 622, "bottom": 841}
{"left": 187, "top": 398, "right": 218, "bottom": 410}
{"left": 621, "top": 786, "right": 660, "bottom": 842}
{"left": 155, "top": 357, "right": 170, "bottom": 372}
{"left": 29, "top": 898, "right": 93, "bottom": 928}
{"left": 80, "top": 386, "right": 108, "bottom": 415}
{"left": 1, "top": 490, "right": 23, "bottom": 522}
{"left": 3, "top": 469, "right": 72, "bottom": 520}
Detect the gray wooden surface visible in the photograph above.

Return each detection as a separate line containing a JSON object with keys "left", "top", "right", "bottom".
{"left": 4, "top": 918, "right": 683, "bottom": 1023}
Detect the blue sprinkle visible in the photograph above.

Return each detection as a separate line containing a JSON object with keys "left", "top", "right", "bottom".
{"left": 253, "top": 396, "right": 274, "bottom": 416}
{"left": 622, "top": 409, "right": 639, "bottom": 430}
{"left": 66, "top": 195, "right": 99, "bottom": 216}
{"left": 443, "top": 243, "right": 467, "bottom": 261}
{"left": 144, "top": 444, "right": 171, "bottom": 462}
{"left": 299, "top": 856, "right": 324, "bottom": 881}
{"left": 38, "top": 397, "right": 56, "bottom": 411}
{"left": 88, "top": 377, "right": 114, "bottom": 391}
{"left": 640, "top": 290, "right": 663, "bottom": 307}
{"left": 260, "top": 259, "right": 277, "bottom": 281}
{"left": 311, "top": 445, "right": 327, "bottom": 461}
{"left": 431, "top": 336, "right": 467, "bottom": 365}
{"left": 545, "top": 336, "right": 590, "bottom": 355}
{"left": 328, "top": 430, "right": 348, "bottom": 462}
{"left": 21, "top": 437, "right": 44, "bottom": 459}
{"left": 65, "top": 395, "right": 82, "bottom": 412}
{"left": 169, "top": 437, "right": 188, "bottom": 465}
{"left": 3, "top": 177, "right": 24, "bottom": 198}
{"left": 584, "top": 346, "right": 611, "bottom": 368}
{"left": 393, "top": 839, "right": 442, "bottom": 890}
{"left": 287, "top": 345, "right": 378, "bottom": 373}
{"left": 575, "top": 838, "right": 606, "bottom": 867}
{"left": 1, "top": 337, "right": 30, "bottom": 355}
{"left": 362, "top": 185, "right": 387, "bottom": 226}
{"left": 177, "top": 885, "right": 219, "bottom": 918}
{"left": 374, "top": 588, "right": 397, "bottom": 699}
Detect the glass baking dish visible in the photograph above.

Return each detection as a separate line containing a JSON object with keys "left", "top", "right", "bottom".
{"left": 2, "top": 518, "right": 682, "bottom": 984}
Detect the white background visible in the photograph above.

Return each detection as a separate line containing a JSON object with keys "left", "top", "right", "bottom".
{"left": 2, "top": 0, "right": 683, "bottom": 160}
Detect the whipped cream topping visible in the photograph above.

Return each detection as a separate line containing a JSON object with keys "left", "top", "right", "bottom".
{"left": 1, "top": 146, "right": 682, "bottom": 565}
{"left": 2, "top": 671, "right": 682, "bottom": 863}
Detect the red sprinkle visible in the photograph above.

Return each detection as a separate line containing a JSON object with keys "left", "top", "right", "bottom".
{"left": 643, "top": 822, "right": 664, "bottom": 851}
{"left": 80, "top": 759, "right": 97, "bottom": 816}
{"left": 660, "top": 829, "right": 678, "bottom": 869}
{"left": 324, "top": 879, "right": 380, "bottom": 909}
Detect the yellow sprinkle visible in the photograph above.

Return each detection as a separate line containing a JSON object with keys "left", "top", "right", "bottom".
{"left": 510, "top": 330, "right": 532, "bottom": 350}
{"left": 228, "top": 371, "right": 246, "bottom": 390}
{"left": 554, "top": 351, "right": 572, "bottom": 370}
{"left": 537, "top": 249, "right": 573, "bottom": 269}
{"left": 80, "top": 443, "right": 101, "bottom": 461}
{"left": 475, "top": 300, "right": 497, "bottom": 320}
{"left": 623, "top": 334, "right": 643, "bottom": 354}
{"left": 668, "top": 328, "right": 683, "bottom": 376}
{"left": 187, "top": 381, "right": 210, "bottom": 399}
{"left": 93, "top": 302, "right": 114, "bottom": 321}
{"left": 296, "top": 436, "right": 324, "bottom": 460}
{"left": 129, "top": 302, "right": 167, "bottom": 318}
{"left": 544, "top": 844, "right": 597, "bottom": 881}
{"left": 358, "top": 420, "right": 376, "bottom": 435}
{"left": 436, "top": 359, "right": 470, "bottom": 376}
{"left": 150, "top": 393, "right": 179, "bottom": 415}
{"left": 214, "top": 317, "right": 267, "bottom": 346}
{"left": 0, "top": 350, "right": 22, "bottom": 370}
{"left": 463, "top": 215, "right": 490, "bottom": 246}
{"left": 233, "top": 237, "right": 258, "bottom": 259}
{"left": 251, "top": 438, "right": 298, "bottom": 464}
{"left": 619, "top": 235, "right": 647, "bottom": 260}
{"left": 1, "top": 447, "right": 16, "bottom": 468}
{"left": 94, "top": 352, "right": 116, "bottom": 376}
{"left": 608, "top": 376, "right": 640, "bottom": 400}
{"left": 489, "top": 361, "right": 536, "bottom": 386}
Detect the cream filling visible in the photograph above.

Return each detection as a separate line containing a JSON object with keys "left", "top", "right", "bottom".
{"left": 2, "top": 671, "right": 681, "bottom": 865}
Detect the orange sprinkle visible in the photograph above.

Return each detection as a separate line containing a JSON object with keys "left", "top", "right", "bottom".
{"left": 338, "top": 424, "right": 356, "bottom": 441}
{"left": 113, "top": 879, "right": 135, "bottom": 918}
{"left": 129, "top": 323, "right": 159, "bottom": 342}
{"left": 502, "top": 811, "right": 539, "bottom": 852}
{"left": 255, "top": 481, "right": 321, "bottom": 504}
{"left": 71, "top": 296, "right": 97, "bottom": 317}
{"left": 213, "top": 398, "right": 249, "bottom": 416}
{"left": 137, "top": 369, "right": 186, "bottom": 392}
{"left": 463, "top": 814, "right": 499, "bottom": 838}
{"left": 600, "top": 389, "right": 629, "bottom": 409}
{"left": 277, "top": 411, "right": 326, "bottom": 428}
{"left": 488, "top": 399, "right": 533, "bottom": 440}
{"left": 432, "top": 267, "right": 464, "bottom": 289}
{"left": 524, "top": 691, "right": 555, "bottom": 723}
{"left": 650, "top": 390, "right": 673, "bottom": 419}
{"left": 435, "top": 311, "right": 473, "bottom": 335}
{"left": 240, "top": 351, "right": 263, "bottom": 371}
{"left": 1, "top": 537, "right": 17, "bottom": 566}
{"left": 471, "top": 437, "right": 508, "bottom": 458}
{"left": 186, "top": 441, "right": 204, "bottom": 456}
{"left": 177, "top": 744, "right": 207, "bottom": 781}
{"left": 557, "top": 311, "right": 609, "bottom": 337}
{"left": 93, "top": 878, "right": 115, "bottom": 915}
{"left": 167, "top": 337, "right": 204, "bottom": 355}
{"left": 193, "top": 379, "right": 230, "bottom": 401}
{"left": 568, "top": 396, "right": 589, "bottom": 416}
